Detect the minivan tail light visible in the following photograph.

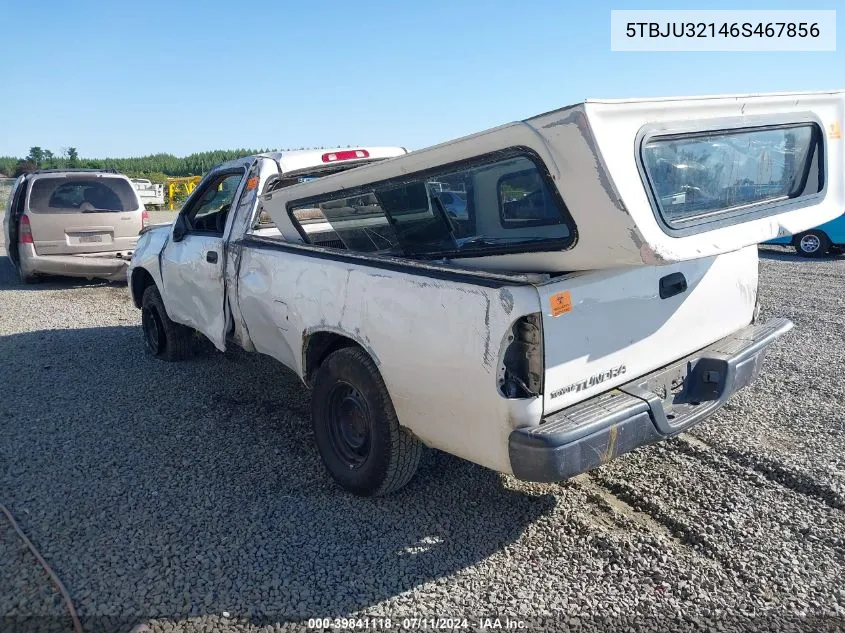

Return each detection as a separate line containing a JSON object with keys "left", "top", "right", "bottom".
{"left": 322, "top": 149, "right": 369, "bottom": 162}
{"left": 141, "top": 209, "right": 150, "bottom": 228}
{"left": 19, "top": 215, "right": 33, "bottom": 244}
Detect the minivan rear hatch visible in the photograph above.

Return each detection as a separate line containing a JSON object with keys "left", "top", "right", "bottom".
{"left": 25, "top": 174, "right": 143, "bottom": 255}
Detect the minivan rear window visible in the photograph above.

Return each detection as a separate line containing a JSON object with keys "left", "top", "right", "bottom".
{"left": 28, "top": 177, "right": 139, "bottom": 213}
{"left": 641, "top": 123, "right": 824, "bottom": 228}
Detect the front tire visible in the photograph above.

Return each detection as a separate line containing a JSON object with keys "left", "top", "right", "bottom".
{"left": 794, "top": 230, "right": 830, "bottom": 258}
{"left": 312, "top": 346, "right": 422, "bottom": 496}
{"left": 141, "top": 285, "right": 194, "bottom": 361}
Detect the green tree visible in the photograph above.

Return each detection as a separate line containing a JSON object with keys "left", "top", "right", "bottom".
{"left": 27, "top": 146, "right": 44, "bottom": 166}
{"left": 43, "top": 149, "right": 54, "bottom": 168}
{"left": 14, "top": 160, "right": 38, "bottom": 177}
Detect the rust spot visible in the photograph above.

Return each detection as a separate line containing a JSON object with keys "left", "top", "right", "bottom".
{"left": 601, "top": 425, "right": 619, "bottom": 464}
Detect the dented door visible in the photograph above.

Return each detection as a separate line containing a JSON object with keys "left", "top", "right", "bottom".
{"left": 160, "top": 168, "right": 248, "bottom": 350}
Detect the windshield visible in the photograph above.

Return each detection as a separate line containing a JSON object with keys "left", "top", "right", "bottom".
{"left": 28, "top": 177, "right": 140, "bottom": 213}
{"left": 288, "top": 153, "right": 575, "bottom": 258}
{"left": 641, "top": 123, "right": 823, "bottom": 227}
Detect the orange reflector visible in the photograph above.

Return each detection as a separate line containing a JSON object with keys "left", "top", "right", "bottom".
{"left": 246, "top": 176, "right": 259, "bottom": 191}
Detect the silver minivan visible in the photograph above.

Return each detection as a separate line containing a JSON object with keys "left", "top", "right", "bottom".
{"left": 2, "top": 169, "right": 147, "bottom": 283}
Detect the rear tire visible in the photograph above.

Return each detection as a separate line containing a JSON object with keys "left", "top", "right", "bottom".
{"left": 794, "top": 230, "right": 830, "bottom": 258}
{"left": 311, "top": 346, "right": 422, "bottom": 496}
{"left": 141, "top": 285, "right": 194, "bottom": 361}
{"left": 15, "top": 260, "right": 39, "bottom": 284}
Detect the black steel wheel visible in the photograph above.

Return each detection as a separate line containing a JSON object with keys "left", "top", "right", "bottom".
{"left": 326, "top": 381, "right": 372, "bottom": 469}
{"left": 312, "top": 345, "right": 422, "bottom": 496}
{"left": 140, "top": 285, "right": 194, "bottom": 361}
{"left": 141, "top": 304, "right": 165, "bottom": 355}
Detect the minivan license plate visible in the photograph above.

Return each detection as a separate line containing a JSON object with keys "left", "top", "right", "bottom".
{"left": 79, "top": 234, "right": 104, "bottom": 243}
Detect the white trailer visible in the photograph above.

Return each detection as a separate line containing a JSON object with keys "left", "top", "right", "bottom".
{"left": 130, "top": 178, "right": 165, "bottom": 208}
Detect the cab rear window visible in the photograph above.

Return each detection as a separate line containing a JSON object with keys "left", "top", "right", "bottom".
{"left": 287, "top": 149, "right": 576, "bottom": 259}
{"left": 28, "top": 177, "right": 139, "bottom": 213}
{"left": 641, "top": 123, "right": 824, "bottom": 229}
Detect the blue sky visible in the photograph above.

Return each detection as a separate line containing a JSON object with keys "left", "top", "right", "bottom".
{"left": 0, "top": 0, "right": 841, "bottom": 158}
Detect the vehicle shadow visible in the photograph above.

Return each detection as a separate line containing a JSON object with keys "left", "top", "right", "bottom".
{"left": 0, "top": 325, "right": 556, "bottom": 632}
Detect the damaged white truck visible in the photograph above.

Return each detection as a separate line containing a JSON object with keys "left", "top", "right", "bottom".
{"left": 128, "top": 92, "right": 845, "bottom": 496}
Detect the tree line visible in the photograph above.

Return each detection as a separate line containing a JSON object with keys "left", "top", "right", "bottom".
{"left": 0, "top": 145, "right": 356, "bottom": 183}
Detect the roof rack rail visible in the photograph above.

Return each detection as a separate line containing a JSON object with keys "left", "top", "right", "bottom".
{"left": 31, "top": 168, "right": 119, "bottom": 175}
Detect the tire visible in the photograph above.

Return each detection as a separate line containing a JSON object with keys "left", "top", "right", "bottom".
{"left": 311, "top": 346, "right": 422, "bottom": 496}
{"left": 140, "top": 285, "right": 194, "bottom": 361}
{"left": 794, "top": 230, "right": 830, "bottom": 258}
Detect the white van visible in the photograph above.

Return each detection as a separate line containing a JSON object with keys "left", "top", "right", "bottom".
{"left": 128, "top": 93, "right": 844, "bottom": 495}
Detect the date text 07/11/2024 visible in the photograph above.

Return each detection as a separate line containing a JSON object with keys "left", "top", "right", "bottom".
{"left": 306, "top": 617, "right": 527, "bottom": 630}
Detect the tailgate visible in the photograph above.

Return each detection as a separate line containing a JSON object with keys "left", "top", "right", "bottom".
{"left": 28, "top": 211, "right": 142, "bottom": 255}
{"left": 538, "top": 245, "right": 759, "bottom": 416}
{"left": 25, "top": 174, "right": 143, "bottom": 255}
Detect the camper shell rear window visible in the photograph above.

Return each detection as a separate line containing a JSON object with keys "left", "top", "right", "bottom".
{"left": 286, "top": 148, "right": 576, "bottom": 259}
{"left": 640, "top": 120, "right": 825, "bottom": 233}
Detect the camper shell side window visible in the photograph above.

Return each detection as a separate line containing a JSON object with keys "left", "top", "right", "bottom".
{"left": 638, "top": 117, "right": 826, "bottom": 236}
{"left": 285, "top": 147, "right": 577, "bottom": 260}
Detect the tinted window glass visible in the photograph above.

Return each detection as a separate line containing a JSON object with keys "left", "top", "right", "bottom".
{"left": 642, "top": 124, "right": 823, "bottom": 227}
{"left": 288, "top": 151, "right": 574, "bottom": 258}
{"left": 291, "top": 193, "right": 400, "bottom": 252}
{"left": 28, "top": 177, "right": 139, "bottom": 213}
{"left": 499, "top": 169, "right": 564, "bottom": 226}
{"left": 185, "top": 172, "right": 243, "bottom": 234}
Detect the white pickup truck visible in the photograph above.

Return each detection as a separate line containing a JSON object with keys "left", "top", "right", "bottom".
{"left": 130, "top": 178, "right": 166, "bottom": 208}
{"left": 128, "top": 92, "right": 844, "bottom": 496}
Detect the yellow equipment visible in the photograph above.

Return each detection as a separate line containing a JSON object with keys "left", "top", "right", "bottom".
{"left": 166, "top": 176, "right": 202, "bottom": 210}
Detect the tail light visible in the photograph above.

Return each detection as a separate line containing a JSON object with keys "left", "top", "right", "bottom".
{"left": 322, "top": 149, "right": 369, "bottom": 162}
{"left": 499, "top": 313, "right": 544, "bottom": 398}
{"left": 19, "top": 215, "right": 33, "bottom": 244}
{"left": 141, "top": 209, "right": 150, "bottom": 228}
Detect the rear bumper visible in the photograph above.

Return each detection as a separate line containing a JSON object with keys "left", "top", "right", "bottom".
{"left": 509, "top": 317, "right": 793, "bottom": 482}
{"left": 19, "top": 244, "right": 132, "bottom": 281}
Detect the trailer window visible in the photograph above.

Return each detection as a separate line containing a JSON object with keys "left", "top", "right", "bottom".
{"left": 641, "top": 123, "right": 824, "bottom": 228}
{"left": 287, "top": 149, "right": 576, "bottom": 259}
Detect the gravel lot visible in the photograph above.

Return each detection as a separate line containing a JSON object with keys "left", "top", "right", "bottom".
{"left": 1, "top": 217, "right": 844, "bottom": 632}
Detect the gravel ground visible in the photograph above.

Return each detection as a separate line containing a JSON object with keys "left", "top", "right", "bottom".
{"left": 0, "top": 228, "right": 843, "bottom": 632}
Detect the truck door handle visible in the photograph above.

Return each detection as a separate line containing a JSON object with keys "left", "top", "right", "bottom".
{"left": 206, "top": 251, "right": 218, "bottom": 264}
{"left": 659, "top": 272, "right": 687, "bottom": 299}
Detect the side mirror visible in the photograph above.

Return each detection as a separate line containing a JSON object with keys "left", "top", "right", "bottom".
{"left": 172, "top": 215, "right": 187, "bottom": 242}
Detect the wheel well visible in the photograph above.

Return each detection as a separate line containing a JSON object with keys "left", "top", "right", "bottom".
{"left": 303, "top": 331, "right": 361, "bottom": 386}
{"left": 130, "top": 268, "right": 156, "bottom": 308}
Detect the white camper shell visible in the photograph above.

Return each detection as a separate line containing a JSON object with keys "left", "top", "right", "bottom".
{"left": 128, "top": 93, "right": 844, "bottom": 496}
{"left": 263, "top": 90, "right": 843, "bottom": 272}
